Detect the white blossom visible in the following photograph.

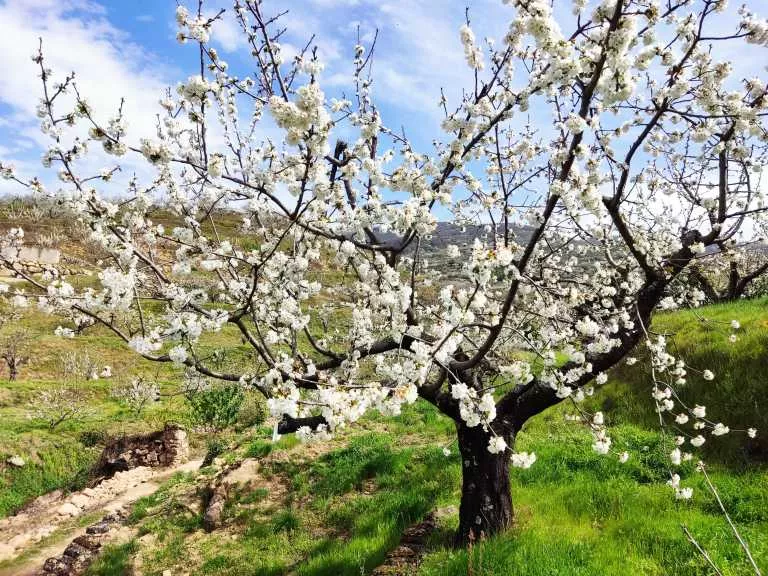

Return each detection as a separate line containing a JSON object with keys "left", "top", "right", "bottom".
{"left": 487, "top": 435, "right": 507, "bottom": 454}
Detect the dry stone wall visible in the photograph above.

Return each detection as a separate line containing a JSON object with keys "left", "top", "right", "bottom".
{"left": 91, "top": 425, "right": 189, "bottom": 482}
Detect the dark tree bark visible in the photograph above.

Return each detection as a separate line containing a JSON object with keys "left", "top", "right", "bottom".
{"left": 455, "top": 422, "right": 514, "bottom": 546}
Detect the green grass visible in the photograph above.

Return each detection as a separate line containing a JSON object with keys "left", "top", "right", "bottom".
{"left": 84, "top": 540, "right": 138, "bottom": 576}
{"left": 0, "top": 374, "right": 191, "bottom": 518}
{"left": 0, "top": 431, "right": 97, "bottom": 517}
{"left": 124, "top": 407, "right": 766, "bottom": 576}
{"left": 594, "top": 297, "right": 768, "bottom": 465}
{"left": 0, "top": 286, "right": 766, "bottom": 575}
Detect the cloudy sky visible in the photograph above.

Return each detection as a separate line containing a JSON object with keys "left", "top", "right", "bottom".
{"left": 0, "top": 0, "right": 507, "bottom": 191}
{"left": 0, "top": 0, "right": 763, "bottom": 197}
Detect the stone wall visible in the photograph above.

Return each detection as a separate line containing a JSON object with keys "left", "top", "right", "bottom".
{"left": 0, "top": 246, "right": 60, "bottom": 264}
{"left": 0, "top": 246, "right": 62, "bottom": 276}
{"left": 91, "top": 425, "right": 189, "bottom": 482}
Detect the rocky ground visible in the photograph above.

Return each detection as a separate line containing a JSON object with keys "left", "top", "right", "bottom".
{"left": 0, "top": 459, "right": 202, "bottom": 576}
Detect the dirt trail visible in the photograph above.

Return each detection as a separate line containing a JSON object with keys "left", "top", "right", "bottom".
{"left": 0, "top": 459, "right": 202, "bottom": 576}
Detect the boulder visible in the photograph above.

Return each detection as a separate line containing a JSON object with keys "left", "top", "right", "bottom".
{"left": 69, "top": 494, "right": 90, "bottom": 509}
{"left": 57, "top": 502, "right": 81, "bottom": 517}
{"left": 7, "top": 455, "right": 25, "bottom": 467}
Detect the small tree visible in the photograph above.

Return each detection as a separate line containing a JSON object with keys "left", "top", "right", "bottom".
{"left": 27, "top": 350, "right": 98, "bottom": 429}
{"left": 0, "top": 329, "right": 31, "bottom": 381}
{"left": 111, "top": 376, "right": 160, "bottom": 418}
{"left": 57, "top": 350, "right": 100, "bottom": 382}
{"left": 2, "top": 0, "right": 767, "bottom": 545}
{"left": 687, "top": 244, "right": 768, "bottom": 302}
{"left": 28, "top": 385, "right": 92, "bottom": 430}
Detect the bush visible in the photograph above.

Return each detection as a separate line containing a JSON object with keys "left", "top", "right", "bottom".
{"left": 186, "top": 383, "right": 244, "bottom": 432}
{"left": 202, "top": 437, "right": 228, "bottom": 467}
{"left": 79, "top": 429, "right": 107, "bottom": 447}
{"left": 236, "top": 392, "right": 268, "bottom": 430}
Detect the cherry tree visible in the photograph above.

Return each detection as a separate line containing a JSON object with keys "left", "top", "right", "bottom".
{"left": 1, "top": 0, "right": 767, "bottom": 544}
{"left": 656, "top": 127, "right": 768, "bottom": 302}
{"left": 688, "top": 244, "right": 768, "bottom": 302}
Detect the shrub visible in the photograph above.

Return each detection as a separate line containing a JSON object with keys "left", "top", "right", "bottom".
{"left": 202, "top": 437, "right": 228, "bottom": 467}
{"left": 186, "top": 383, "right": 244, "bottom": 432}
{"left": 236, "top": 392, "right": 268, "bottom": 430}
{"left": 79, "top": 429, "right": 107, "bottom": 447}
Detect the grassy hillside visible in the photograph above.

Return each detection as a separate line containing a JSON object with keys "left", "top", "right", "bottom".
{"left": 0, "top": 263, "right": 766, "bottom": 574}
{"left": 79, "top": 405, "right": 768, "bottom": 576}
{"left": 594, "top": 297, "right": 768, "bottom": 465}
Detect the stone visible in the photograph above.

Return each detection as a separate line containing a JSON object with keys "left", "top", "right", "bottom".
{"left": 57, "top": 502, "right": 81, "bottom": 517}
{"left": 90, "top": 425, "right": 189, "bottom": 483}
{"left": 69, "top": 493, "right": 90, "bottom": 509}
{"left": 86, "top": 522, "right": 110, "bottom": 535}
{"left": 42, "top": 557, "right": 62, "bottom": 572}
{"left": 9, "top": 533, "right": 31, "bottom": 548}
{"left": 63, "top": 542, "right": 90, "bottom": 559}
{"left": 73, "top": 534, "right": 102, "bottom": 551}
{"left": 6, "top": 455, "right": 25, "bottom": 467}
{"left": 0, "top": 542, "right": 16, "bottom": 561}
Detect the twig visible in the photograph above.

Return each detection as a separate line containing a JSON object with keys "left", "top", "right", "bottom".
{"left": 699, "top": 462, "right": 762, "bottom": 575}
{"left": 681, "top": 524, "right": 724, "bottom": 576}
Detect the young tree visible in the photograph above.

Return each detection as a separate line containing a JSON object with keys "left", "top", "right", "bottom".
{"left": 0, "top": 329, "right": 31, "bottom": 381}
{"left": 1, "top": 0, "right": 767, "bottom": 544}
{"left": 27, "top": 350, "right": 97, "bottom": 429}
{"left": 111, "top": 376, "right": 161, "bottom": 418}
{"left": 28, "top": 385, "right": 92, "bottom": 430}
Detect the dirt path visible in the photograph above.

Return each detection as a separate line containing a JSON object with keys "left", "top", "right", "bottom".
{"left": 370, "top": 512, "right": 439, "bottom": 576}
{"left": 0, "top": 459, "right": 202, "bottom": 576}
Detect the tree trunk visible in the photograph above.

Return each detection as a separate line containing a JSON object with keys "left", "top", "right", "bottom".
{"left": 455, "top": 423, "right": 513, "bottom": 546}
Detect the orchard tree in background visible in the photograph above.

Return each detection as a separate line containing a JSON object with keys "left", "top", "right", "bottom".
{"left": 688, "top": 244, "right": 768, "bottom": 302}
{"left": 657, "top": 129, "right": 768, "bottom": 302}
{"left": 0, "top": 329, "right": 31, "bottom": 381}
{"left": 1, "top": 0, "right": 767, "bottom": 544}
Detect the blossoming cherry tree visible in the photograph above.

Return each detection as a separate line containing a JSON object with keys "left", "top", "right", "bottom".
{"left": 1, "top": 0, "right": 767, "bottom": 544}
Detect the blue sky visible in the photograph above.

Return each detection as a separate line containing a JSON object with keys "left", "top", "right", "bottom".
{"left": 0, "top": 0, "right": 763, "bottom": 199}
{"left": 0, "top": 0, "right": 510, "bottom": 193}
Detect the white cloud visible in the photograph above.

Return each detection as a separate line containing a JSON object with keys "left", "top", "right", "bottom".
{"left": 208, "top": 7, "right": 245, "bottom": 53}
{"left": 0, "top": 0, "right": 174, "bottom": 187}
